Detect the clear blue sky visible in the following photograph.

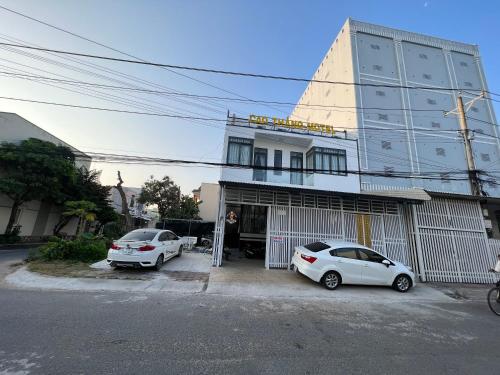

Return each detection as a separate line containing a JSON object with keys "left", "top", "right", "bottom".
{"left": 0, "top": 0, "right": 498, "bottom": 193}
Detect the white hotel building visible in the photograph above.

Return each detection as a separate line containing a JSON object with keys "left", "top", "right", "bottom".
{"left": 212, "top": 20, "right": 500, "bottom": 283}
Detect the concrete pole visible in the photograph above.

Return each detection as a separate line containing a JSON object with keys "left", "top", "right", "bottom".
{"left": 457, "top": 96, "right": 481, "bottom": 196}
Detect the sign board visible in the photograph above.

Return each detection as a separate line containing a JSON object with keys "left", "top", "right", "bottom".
{"left": 247, "top": 114, "right": 336, "bottom": 136}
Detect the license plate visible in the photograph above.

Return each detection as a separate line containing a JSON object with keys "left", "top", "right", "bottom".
{"left": 124, "top": 249, "right": 133, "bottom": 255}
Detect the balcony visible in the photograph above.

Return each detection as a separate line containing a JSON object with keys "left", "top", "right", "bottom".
{"left": 252, "top": 169, "right": 314, "bottom": 186}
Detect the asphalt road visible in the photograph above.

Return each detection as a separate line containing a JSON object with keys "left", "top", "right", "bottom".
{"left": 0, "top": 250, "right": 499, "bottom": 374}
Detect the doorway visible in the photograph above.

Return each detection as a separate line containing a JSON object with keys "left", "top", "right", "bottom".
{"left": 223, "top": 204, "right": 268, "bottom": 267}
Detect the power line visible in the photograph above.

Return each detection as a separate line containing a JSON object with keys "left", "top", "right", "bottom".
{"left": 0, "top": 41, "right": 497, "bottom": 96}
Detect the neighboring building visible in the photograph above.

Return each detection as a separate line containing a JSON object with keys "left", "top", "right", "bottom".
{"left": 109, "top": 187, "right": 156, "bottom": 227}
{"left": 290, "top": 19, "right": 500, "bottom": 283}
{"left": 193, "top": 183, "right": 220, "bottom": 222}
{"left": 0, "top": 112, "right": 91, "bottom": 237}
{"left": 212, "top": 114, "right": 429, "bottom": 270}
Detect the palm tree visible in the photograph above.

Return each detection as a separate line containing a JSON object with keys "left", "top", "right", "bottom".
{"left": 63, "top": 200, "right": 97, "bottom": 235}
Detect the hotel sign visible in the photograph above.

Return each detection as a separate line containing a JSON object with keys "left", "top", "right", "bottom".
{"left": 248, "top": 115, "right": 336, "bottom": 136}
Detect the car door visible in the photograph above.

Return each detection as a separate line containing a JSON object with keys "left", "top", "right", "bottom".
{"left": 157, "top": 232, "right": 170, "bottom": 257}
{"left": 164, "top": 231, "right": 178, "bottom": 258}
{"left": 357, "top": 248, "right": 394, "bottom": 285}
{"left": 331, "top": 248, "right": 364, "bottom": 284}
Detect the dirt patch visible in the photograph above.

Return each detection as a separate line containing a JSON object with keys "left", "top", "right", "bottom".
{"left": 27, "top": 260, "right": 155, "bottom": 280}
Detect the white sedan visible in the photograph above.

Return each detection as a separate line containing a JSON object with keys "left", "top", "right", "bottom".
{"left": 107, "top": 229, "right": 183, "bottom": 270}
{"left": 292, "top": 240, "right": 415, "bottom": 292}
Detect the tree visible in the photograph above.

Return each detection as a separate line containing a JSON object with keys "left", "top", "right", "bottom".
{"left": 62, "top": 200, "right": 97, "bottom": 235}
{"left": 138, "top": 176, "right": 181, "bottom": 219}
{"left": 114, "top": 171, "right": 133, "bottom": 230}
{"left": 170, "top": 195, "right": 200, "bottom": 219}
{"left": 53, "top": 168, "right": 117, "bottom": 234}
{"left": 0, "top": 138, "right": 76, "bottom": 234}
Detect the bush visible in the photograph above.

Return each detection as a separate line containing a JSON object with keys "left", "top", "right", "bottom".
{"left": 0, "top": 225, "right": 21, "bottom": 244}
{"left": 38, "top": 234, "right": 107, "bottom": 263}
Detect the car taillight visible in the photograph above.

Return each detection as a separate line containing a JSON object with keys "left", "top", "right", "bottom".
{"left": 138, "top": 245, "right": 156, "bottom": 251}
{"left": 111, "top": 243, "right": 121, "bottom": 250}
{"left": 301, "top": 254, "right": 317, "bottom": 264}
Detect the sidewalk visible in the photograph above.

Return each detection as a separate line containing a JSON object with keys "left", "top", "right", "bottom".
{"left": 428, "top": 282, "right": 496, "bottom": 302}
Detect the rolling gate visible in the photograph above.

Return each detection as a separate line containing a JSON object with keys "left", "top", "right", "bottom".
{"left": 409, "top": 198, "right": 497, "bottom": 283}
{"left": 212, "top": 186, "right": 416, "bottom": 273}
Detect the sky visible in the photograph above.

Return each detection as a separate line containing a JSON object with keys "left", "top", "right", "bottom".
{"left": 0, "top": 0, "right": 499, "bottom": 193}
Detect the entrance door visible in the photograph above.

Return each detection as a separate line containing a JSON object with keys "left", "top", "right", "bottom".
{"left": 290, "top": 152, "right": 303, "bottom": 185}
{"left": 253, "top": 148, "right": 267, "bottom": 182}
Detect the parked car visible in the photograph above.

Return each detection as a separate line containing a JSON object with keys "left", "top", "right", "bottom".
{"left": 291, "top": 240, "right": 415, "bottom": 292}
{"left": 107, "top": 229, "right": 182, "bottom": 270}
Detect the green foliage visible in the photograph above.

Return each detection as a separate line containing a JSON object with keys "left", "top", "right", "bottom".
{"left": 102, "top": 221, "right": 125, "bottom": 240}
{"left": 38, "top": 234, "right": 107, "bottom": 263}
{"left": 0, "top": 225, "right": 21, "bottom": 244}
{"left": 138, "top": 176, "right": 181, "bottom": 219}
{"left": 138, "top": 176, "right": 199, "bottom": 219}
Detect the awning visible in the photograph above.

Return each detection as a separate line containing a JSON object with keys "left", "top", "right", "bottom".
{"left": 360, "top": 188, "right": 431, "bottom": 202}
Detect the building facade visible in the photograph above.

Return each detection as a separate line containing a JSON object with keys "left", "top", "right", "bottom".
{"left": 0, "top": 112, "right": 91, "bottom": 237}
{"left": 290, "top": 19, "right": 500, "bottom": 283}
{"left": 212, "top": 115, "right": 429, "bottom": 272}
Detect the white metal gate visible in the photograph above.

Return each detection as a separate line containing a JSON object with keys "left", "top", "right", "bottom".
{"left": 413, "top": 198, "right": 496, "bottom": 283}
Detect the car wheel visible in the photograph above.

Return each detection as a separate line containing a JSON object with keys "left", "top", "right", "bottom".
{"left": 393, "top": 274, "right": 411, "bottom": 293}
{"left": 176, "top": 246, "right": 182, "bottom": 257}
{"left": 322, "top": 271, "right": 341, "bottom": 290}
{"left": 153, "top": 254, "right": 164, "bottom": 271}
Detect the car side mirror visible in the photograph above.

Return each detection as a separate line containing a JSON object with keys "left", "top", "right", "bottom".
{"left": 382, "top": 259, "right": 391, "bottom": 267}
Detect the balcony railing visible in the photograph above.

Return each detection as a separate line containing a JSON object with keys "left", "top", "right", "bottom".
{"left": 252, "top": 169, "right": 313, "bottom": 186}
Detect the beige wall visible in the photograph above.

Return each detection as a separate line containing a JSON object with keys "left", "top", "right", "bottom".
{"left": 0, "top": 111, "right": 90, "bottom": 236}
{"left": 198, "top": 183, "right": 220, "bottom": 222}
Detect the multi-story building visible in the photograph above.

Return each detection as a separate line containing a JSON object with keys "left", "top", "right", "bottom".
{"left": 291, "top": 19, "right": 500, "bottom": 283}
{"left": 212, "top": 114, "right": 428, "bottom": 270}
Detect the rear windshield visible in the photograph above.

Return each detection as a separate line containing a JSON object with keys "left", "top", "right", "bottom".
{"left": 303, "top": 242, "right": 330, "bottom": 252}
{"left": 120, "top": 231, "right": 156, "bottom": 241}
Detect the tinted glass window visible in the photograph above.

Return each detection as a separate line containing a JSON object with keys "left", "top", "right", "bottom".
{"left": 358, "top": 249, "right": 385, "bottom": 263}
{"left": 158, "top": 232, "right": 170, "bottom": 241}
{"left": 333, "top": 248, "right": 359, "bottom": 260}
{"left": 304, "top": 242, "right": 330, "bottom": 252}
{"left": 120, "top": 231, "right": 157, "bottom": 241}
{"left": 167, "top": 231, "right": 178, "bottom": 240}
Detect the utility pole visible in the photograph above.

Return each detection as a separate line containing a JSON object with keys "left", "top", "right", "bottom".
{"left": 445, "top": 92, "right": 484, "bottom": 196}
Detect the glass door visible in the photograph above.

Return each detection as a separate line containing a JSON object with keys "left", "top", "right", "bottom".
{"left": 290, "top": 152, "right": 303, "bottom": 185}
{"left": 253, "top": 148, "right": 267, "bottom": 182}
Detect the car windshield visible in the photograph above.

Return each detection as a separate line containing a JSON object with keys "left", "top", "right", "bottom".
{"left": 119, "top": 231, "right": 157, "bottom": 242}
{"left": 303, "top": 242, "right": 330, "bottom": 252}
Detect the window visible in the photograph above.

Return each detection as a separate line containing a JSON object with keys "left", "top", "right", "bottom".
{"left": 423, "top": 73, "right": 432, "bottom": 80}
{"left": 464, "top": 81, "right": 473, "bottom": 87}
{"left": 481, "top": 153, "right": 491, "bottom": 162}
{"left": 378, "top": 114, "right": 388, "bottom": 121}
{"left": 332, "top": 248, "right": 359, "bottom": 259}
{"left": 120, "top": 230, "right": 157, "bottom": 241}
{"left": 460, "top": 61, "right": 468, "bottom": 67}
{"left": 381, "top": 140, "right": 392, "bottom": 150}
{"left": 427, "top": 99, "right": 437, "bottom": 105}
{"left": 370, "top": 44, "right": 380, "bottom": 50}
{"left": 158, "top": 232, "right": 169, "bottom": 241}
{"left": 253, "top": 148, "right": 267, "bottom": 182}
{"left": 375, "top": 90, "right": 386, "bottom": 97}
{"left": 373, "top": 64, "right": 383, "bottom": 71}
{"left": 306, "top": 147, "right": 347, "bottom": 175}
{"left": 274, "top": 150, "right": 282, "bottom": 176}
{"left": 227, "top": 137, "right": 253, "bottom": 165}
{"left": 440, "top": 172, "right": 451, "bottom": 183}
{"left": 358, "top": 249, "right": 386, "bottom": 263}
{"left": 431, "top": 121, "right": 441, "bottom": 128}
{"left": 436, "top": 148, "right": 446, "bottom": 156}
{"left": 419, "top": 53, "right": 428, "bottom": 59}
{"left": 304, "top": 242, "right": 330, "bottom": 252}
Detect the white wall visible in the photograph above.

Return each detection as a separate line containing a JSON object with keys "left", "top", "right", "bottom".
{"left": 220, "top": 122, "right": 360, "bottom": 194}
{"left": 198, "top": 183, "right": 220, "bottom": 221}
